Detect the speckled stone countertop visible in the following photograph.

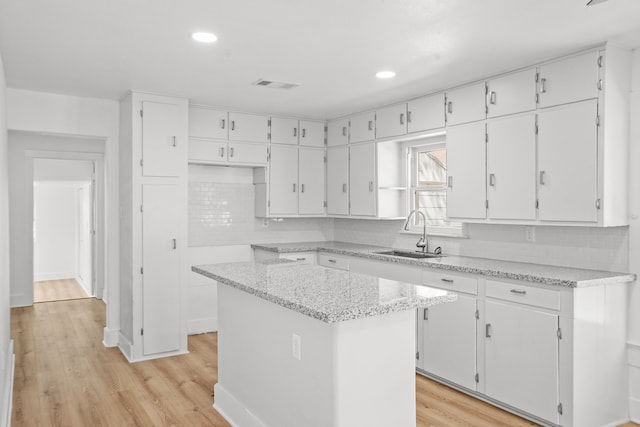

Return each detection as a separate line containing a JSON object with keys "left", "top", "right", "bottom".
{"left": 252, "top": 241, "right": 635, "bottom": 288}
{"left": 192, "top": 261, "right": 455, "bottom": 323}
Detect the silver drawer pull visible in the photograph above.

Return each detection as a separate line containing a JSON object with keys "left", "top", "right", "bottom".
{"left": 342, "top": 126, "right": 347, "bottom": 136}
{"left": 328, "top": 259, "right": 337, "bottom": 263}
{"left": 220, "top": 119, "right": 226, "bottom": 129}
{"left": 441, "top": 278, "right": 454, "bottom": 283}
{"left": 296, "top": 257, "right": 306, "bottom": 261}
{"left": 172, "top": 238, "right": 177, "bottom": 250}
{"left": 423, "top": 308, "right": 429, "bottom": 320}
{"left": 510, "top": 289, "right": 527, "bottom": 295}
{"left": 368, "top": 120, "right": 373, "bottom": 131}
{"left": 485, "top": 323, "right": 492, "bottom": 338}
{"left": 539, "top": 78, "right": 547, "bottom": 93}
{"left": 342, "top": 183, "right": 347, "bottom": 193}
{"left": 172, "top": 136, "right": 177, "bottom": 147}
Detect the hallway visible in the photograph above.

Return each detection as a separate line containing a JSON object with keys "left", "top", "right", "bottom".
{"left": 33, "top": 279, "right": 88, "bottom": 303}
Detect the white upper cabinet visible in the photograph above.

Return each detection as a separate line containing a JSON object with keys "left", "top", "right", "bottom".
{"left": 445, "top": 82, "right": 486, "bottom": 126}
{"left": 299, "top": 120, "right": 325, "bottom": 147}
{"left": 188, "top": 139, "right": 227, "bottom": 164}
{"left": 537, "top": 100, "right": 598, "bottom": 223}
{"left": 268, "top": 145, "right": 299, "bottom": 215}
{"left": 376, "top": 103, "right": 407, "bottom": 139}
{"left": 270, "top": 117, "right": 299, "bottom": 145}
{"left": 537, "top": 50, "right": 600, "bottom": 109}
{"left": 446, "top": 122, "right": 486, "bottom": 220}
{"left": 188, "top": 106, "right": 228, "bottom": 140}
{"left": 142, "top": 100, "right": 187, "bottom": 177}
{"left": 298, "top": 148, "right": 326, "bottom": 215}
{"left": 486, "top": 68, "right": 538, "bottom": 118}
{"left": 349, "top": 142, "right": 377, "bottom": 216}
{"left": 407, "top": 93, "right": 445, "bottom": 133}
{"left": 486, "top": 114, "right": 537, "bottom": 220}
{"left": 228, "top": 112, "right": 270, "bottom": 142}
{"left": 327, "top": 118, "right": 349, "bottom": 147}
{"left": 349, "top": 112, "right": 376, "bottom": 143}
{"left": 228, "top": 142, "right": 268, "bottom": 165}
{"left": 326, "top": 146, "right": 349, "bottom": 215}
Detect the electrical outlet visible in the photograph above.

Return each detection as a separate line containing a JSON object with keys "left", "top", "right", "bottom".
{"left": 292, "top": 333, "right": 301, "bottom": 360}
{"left": 525, "top": 226, "right": 536, "bottom": 242}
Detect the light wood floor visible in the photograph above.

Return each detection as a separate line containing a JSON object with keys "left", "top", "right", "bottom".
{"left": 33, "top": 278, "right": 89, "bottom": 303}
{"left": 10, "top": 299, "right": 639, "bottom": 426}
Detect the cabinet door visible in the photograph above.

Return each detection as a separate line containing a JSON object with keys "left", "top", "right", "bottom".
{"left": 538, "top": 50, "right": 600, "bottom": 108}
{"left": 270, "top": 117, "right": 299, "bottom": 145}
{"left": 538, "top": 100, "right": 598, "bottom": 222}
{"left": 487, "top": 114, "right": 536, "bottom": 220}
{"left": 445, "top": 82, "right": 486, "bottom": 126}
{"left": 298, "top": 148, "right": 325, "bottom": 215}
{"left": 142, "top": 184, "right": 180, "bottom": 356}
{"left": 228, "top": 112, "right": 269, "bottom": 142}
{"left": 188, "top": 106, "right": 228, "bottom": 139}
{"left": 349, "top": 143, "right": 376, "bottom": 216}
{"left": 407, "top": 93, "right": 445, "bottom": 133}
{"left": 326, "top": 146, "right": 349, "bottom": 215}
{"left": 349, "top": 112, "right": 376, "bottom": 143}
{"left": 269, "top": 145, "right": 299, "bottom": 215}
{"left": 188, "top": 139, "right": 227, "bottom": 164}
{"left": 422, "top": 294, "right": 477, "bottom": 390}
{"left": 376, "top": 103, "right": 407, "bottom": 139}
{"left": 327, "top": 119, "right": 349, "bottom": 147}
{"left": 142, "top": 101, "right": 185, "bottom": 177}
{"left": 300, "top": 120, "right": 325, "bottom": 147}
{"left": 487, "top": 68, "right": 537, "bottom": 118}
{"left": 228, "top": 142, "right": 268, "bottom": 165}
{"left": 485, "top": 300, "right": 559, "bottom": 424}
{"left": 446, "top": 122, "right": 486, "bottom": 219}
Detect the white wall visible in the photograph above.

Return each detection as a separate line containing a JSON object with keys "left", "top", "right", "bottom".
{"left": 6, "top": 89, "right": 120, "bottom": 346}
{"left": 627, "top": 47, "right": 640, "bottom": 422}
{"left": 33, "top": 158, "right": 93, "bottom": 181}
{"left": 0, "top": 52, "right": 14, "bottom": 427}
{"left": 33, "top": 183, "right": 79, "bottom": 281}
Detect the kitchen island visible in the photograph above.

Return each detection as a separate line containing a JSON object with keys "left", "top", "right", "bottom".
{"left": 192, "top": 260, "right": 455, "bottom": 427}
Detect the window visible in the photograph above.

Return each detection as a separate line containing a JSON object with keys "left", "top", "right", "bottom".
{"left": 407, "top": 140, "right": 462, "bottom": 234}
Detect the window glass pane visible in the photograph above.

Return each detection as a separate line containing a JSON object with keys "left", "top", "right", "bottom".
{"left": 414, "top": 189, "right": 449, "bottom": 226}
{"left": 417, "top": 148, "right": 446, "bottom": 187}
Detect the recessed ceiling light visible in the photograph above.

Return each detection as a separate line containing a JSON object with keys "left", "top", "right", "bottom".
{"left": 192, "top": 32, "right": 218, "bottom": 43}
{"left": 376, "top": 70, "right": 396, "bottom": 79}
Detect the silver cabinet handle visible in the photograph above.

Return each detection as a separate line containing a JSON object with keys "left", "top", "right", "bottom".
{"left": 369, "top": 181, "right": 373, "bottom": 192}
{"left": 423, "top": 308, "right": 429, "bottom": 320}
{"left": 489, "top": 173, "right": 496, "bottom": 187}
{"left": 400, "top": 113, "right": 405, "bottom": 125}
{"left": 301, "top": 183, "right": 305, "bottom": 193}
{"left": 293, "top": 128, "right": 297, "bottom": 137}
{"left": 342, "top": 183, "right": 347, "bottom": 193}
{"left": 302, "top": 128, "right": 306, "bottom": 138}
{"left": 229, "top": 147, "right": 234, "bottom": 157}
{"left": 441, "top": 278, "right": 454, "bottom": 283}
{"left": 539, "top": 78, "right": 547, "bottom": 93}
{"left": 447, "top": 101, "right": 453, "bottom": 114}
{"left": 328, "top": 259, "right": 337, "bottom": 263}
{"left": 597, "top": 79, "right": 603, "bottom": 90}
{"left": 231, "top": 120, "right": 236, "bottom": 131}
{"left": 368, "top": 120, "right": 373, "bottom": 131}
{"left": 489, "top": 91, "right": 496, "bottom": 105}
{"left": 485, "top": 324, "right": 492, "bottom": 338}
{"left": 172, "top": 238, "right": 177, "bottom": 250}
{"left": 296, "top": 257, "right": 306, "bottom": 261}
{"left": 407, "top": 111, "right": 412, "bottom": 123}
{"left": 342, "top": 126, "right": 347, "bottom": 136}
{"left": 293, "top": 183, "right": 296, "bottom": 192}
{"left": 219, "top": 147, "right": 225, "bottom": 157}
{"left": 539, "top": 170, "right": 546, "bottom": 185}
{"left": 447, "top": 176, "right": 453, "bottom": 188}
{"left": 220, "top": 119, "right": 226, "bottom": 129}
{"left": 510, "top": 289, "right": 527, "bottom": 295}
{"left": 172, "top": 136, "right": 176, "bottom": 147}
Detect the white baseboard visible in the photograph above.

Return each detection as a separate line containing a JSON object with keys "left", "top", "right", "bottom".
{"left": 34, "top": 272, "right": 75, "bottom": 281}
{"left": 1, "top": 340, "right": 14, "bottom": 427}
{"left": 213, "top": 383, "right": 267, "bottom": 427}
{"left": 103, "top": 327, "right": 119, "bottom": 347}
{"left": 630, "top": 397, "right": 640, "bottom": 423}
{"left": 117, "top": 332, "right": 133, "bottom": 362}
{"left": 188, "top": 317, "right": 217, "bottom": 335}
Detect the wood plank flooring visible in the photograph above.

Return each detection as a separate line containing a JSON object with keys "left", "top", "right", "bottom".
{"left": 33, "top": 278, "right": 89, "bottom": 303}
{"left": 10, "top": 299, "right": 639, "bottom": 426}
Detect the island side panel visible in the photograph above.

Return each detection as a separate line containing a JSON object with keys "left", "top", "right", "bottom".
{"left": 214, "top": 283, "right": 335, "bottom": 427}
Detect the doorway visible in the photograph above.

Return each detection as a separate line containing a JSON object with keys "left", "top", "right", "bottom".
{"left": 32, "top": 158, "right": 96, "bottom": 303}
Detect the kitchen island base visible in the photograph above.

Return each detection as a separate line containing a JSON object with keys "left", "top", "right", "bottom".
{"left": 214, "top": 284, "right": 417, "bottom": 427}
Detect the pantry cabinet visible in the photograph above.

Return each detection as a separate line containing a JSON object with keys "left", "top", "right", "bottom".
{"left": 376, "top": 103, "right": 407, "bottom": 139}
{"left": 349, "top": 143, "right": 376, "bottom": 216}
{"left": 326, "top": 146, "right": 349, "bottom": 215}
{"left": 349, "top": 112, "right": 376, "bottom": 143}
{"left": 486, "top": 68, "right": 537, "bottom": 118}
{"left": 228, "top": 112, "right": 270, "bottom": 142}
{"left": 142, "top": 100, "right": 186, "bottom": 177}
{"left": 537, "top": 50, "right": 600, "bottom": 109}
{"left": 446, "top": 122, "right": 486, "bottom": 220}
{"left": 445, "top": 82, "right": 486, "bottom": 126}
{"left": 407, "top": 92, "right": 446, "bottom": 133}
{"left": 327, "top": 118, "right": 349, "bottom": 147}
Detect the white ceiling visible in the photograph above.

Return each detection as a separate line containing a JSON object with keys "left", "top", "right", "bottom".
{"left": 0, "top": 0, "right": 639, "bottom": 120}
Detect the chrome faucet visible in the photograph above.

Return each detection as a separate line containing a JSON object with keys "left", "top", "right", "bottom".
{"left": 403, "top": 209, "right": 428, "bottom": 253}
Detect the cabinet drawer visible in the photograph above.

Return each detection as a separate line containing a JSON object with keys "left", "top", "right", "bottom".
{"left": 189, "top": 139, "right": 226, "bottom": 163}
{"left": 485, "top": 280, "right": 560, "bottom": 310}
{"left": 422, "top": 271, "right": 478, "bottom": 295}
{"left": 318, "top": 254, "right": 349, "bottom": 270}
{"left": 282, "top": 252, "right": 316, "bottom": 264}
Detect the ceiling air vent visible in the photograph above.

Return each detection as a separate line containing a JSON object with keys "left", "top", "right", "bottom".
{"left": 252, "top": 79, "right": 300, "bottom": 90}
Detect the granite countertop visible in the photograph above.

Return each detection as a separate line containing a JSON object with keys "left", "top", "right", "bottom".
{"left": 252, "top": 241, "right": 635, "bottom": 288}
{"left": 192, "top": 261, "right": 455, "bottom": 323}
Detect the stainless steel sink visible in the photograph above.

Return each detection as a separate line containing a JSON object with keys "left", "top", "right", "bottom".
{"left": 375, "top": 250, "right": 444, "bottom": 259}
